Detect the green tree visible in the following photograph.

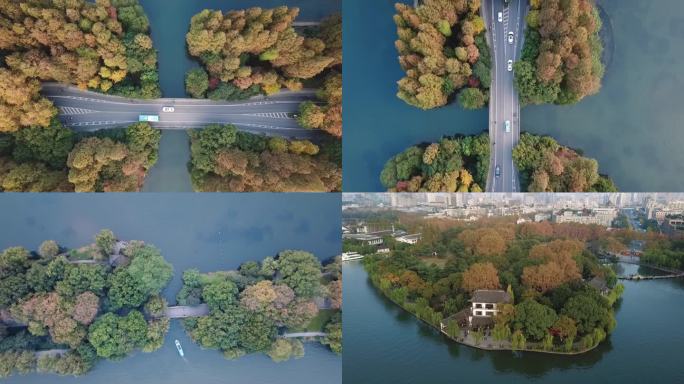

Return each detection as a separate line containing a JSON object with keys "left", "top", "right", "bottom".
{"left": 88, "top": 311, "right": 148, "bottom": 359}
{"left": 11, "top": 119, "right": 74, "bottom": 169}
{"left": 202, "top": 279, "right": 239, "bottom": 312}
{"left": 513, "top": 300, "right": 558, "bottom": 341}
{"left": 457, "top": 88, "right": 487, "bottom": 109}
{"left": 185, "top": 68, "right": 209, "bottom": 98}
{"left": 95, "top": 229, "right": 116, "bottom": 256}
{"left": 239, "top": 311, "right": 277, "bottom": 353}
{"left": 561, "top": 293, "right": 610, "bottom": 335}
{"left": 511, "top": 329, "right": 526, "bottom": 350}
{"left": 266, "top": 339, "right": 304, "bottom": 362}
{"left": 191, "top": 307, "right": 246, "bottom": 352}
{"left": 38, "top": 240, "right": 60, "bottom": 259}
{"left": 126, "top": 245, "right": 173, "bottom": 297}
{"left": 55, "top": 264, "right": 108, "bottom": 298}
{"left": 277, "top": 250, "right": 322, "bottom": 298}
{"left": 108, "top": 270, "right": 147, "bottom": 309}
{"left": 322, "top": 314, "right": 342, "bottom": 354}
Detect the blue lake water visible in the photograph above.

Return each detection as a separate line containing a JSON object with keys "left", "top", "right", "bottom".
{"left": 343, "top": 261, "right": 684, "bottom": 383}
{"left": 0, "top": 193, "right": 342, "bottom": 384}
{"left": 343, "top": 0, "right": 684, "bottom": 192}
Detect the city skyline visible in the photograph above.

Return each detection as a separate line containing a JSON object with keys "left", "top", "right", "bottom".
{"left": 344, "top": 193, "right": 684, "bottom": 209}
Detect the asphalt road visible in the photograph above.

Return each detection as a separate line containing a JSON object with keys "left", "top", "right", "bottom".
{"left": 483, "top": 0, "right": 527, "bottom": 192}
{"left": 41, "top": 83, "right": 326, "bottom": 141}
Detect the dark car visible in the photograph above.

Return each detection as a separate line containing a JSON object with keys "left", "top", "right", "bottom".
{"left": 495, "top": 165, "right": 501, "bottom": 177}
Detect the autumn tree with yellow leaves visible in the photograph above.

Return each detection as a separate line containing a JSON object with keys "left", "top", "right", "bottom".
{"left": 0, "top": 0, "right": 160, "bottom": 132}
{"left": 186, "top": 7, "right": 340, "bottom": 98}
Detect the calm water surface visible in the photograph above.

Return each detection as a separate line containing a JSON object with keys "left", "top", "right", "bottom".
{"left": 0, "top": 193, "right": 342, "bottom": 384}
{"left": 142, "top": 131, "right": 193, "bottom": 192}
{"left": 343, "top": 261, "right": 684, "bottom": 384}
{"left": 137, "top": 0, "right": 341, "bottom": 191}
{"left": 344, "top": 0, "right": 684, "bottom": 191}
{"left": 343, "top": 0, "right": 487, "bottom": 191}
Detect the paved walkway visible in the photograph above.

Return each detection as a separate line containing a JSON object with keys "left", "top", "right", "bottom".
{"left": 165, "top": 304, "right": 210, "bottom": 319}
{"left": 34, "top": 349, "right": 69, "bottom": 358}
{"left": 282, "top": 332, "right": 327, "bottom": 338}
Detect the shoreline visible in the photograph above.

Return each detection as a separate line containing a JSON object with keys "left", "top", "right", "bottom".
{"left": 596, "top": 1, "right": 615, "bottom": 77}
{"left": 365, "top": 269, "right": 603, "bottom": 356}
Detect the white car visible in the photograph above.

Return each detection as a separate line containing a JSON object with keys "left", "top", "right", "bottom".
{"left": 498, "top": 12, "right": 503, "bottom": 22}
{"left": 162, "top": 106, "right": 175, "bottom": 113}
{"left": 505, "top": 120, "right": 511, "bottom": 133}
{"left": 507, "top": 59, "right": 513, "bottom": 71}
{"left": 508, "top": 32, "right": 514, "bottom": 44}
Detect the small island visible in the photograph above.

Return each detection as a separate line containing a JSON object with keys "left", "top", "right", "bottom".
{"left": 177, "top": 251, "right": 342, "bottom": 361}
{"left": 380, "top": 133, "right": 490, "bottom": 192}
{"left": 514, "top": 133, "right": 616, "bottom": 192}
{"left": 380, "top": 132, "right": 614, "bottom": 192}
{"left": 351, "top": 216, "right": 625, "bottom": 354}
{"left": 393, "top": 1, "right": 491, "bottom": 110}
{"left": 0, "top": 230, "right": 173, "bottom": 377}
{"left": 514, "top": 0, "right": 605, "bottom": 105}
{"left": 0, "top": 232, "right": 342, "bottom": 378}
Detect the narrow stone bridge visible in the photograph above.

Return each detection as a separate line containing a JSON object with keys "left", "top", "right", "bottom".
{"left": 292, "top": 21, "right": 321, "bottom": 27}
{"left": 602, "top": 252, "right": 684, "bottom": 280}
{"left": 282, "top": 332, "right": 328, "bottom": 338}
{"left": 34, "top": 349, "right": 69, "bottom": 359}
{"left": 165, "top": 304, "right": 210, "bottom": 319}
{"left": 619, "top": 273, "right": 684, "bottom": 281}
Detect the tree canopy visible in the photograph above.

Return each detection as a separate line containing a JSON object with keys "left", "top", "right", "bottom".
{"left": 0, "top": 232, "right": 172, "bottom": 378}
{"left": 179, "top": 253, "right": 341, "bottom": 361}
{"left": 361, "top": 214, "right": 623, "bottom": 353}
{"left": 186, "top": 7, "right": 340, "bottom": 97}
{"left": 393, "top": 0, "right": 490, "bottom": 109}
{"left": 189, "top": 124, "right": 341, "bottom": 192}
{"left": 381, "top": 133, "right": 489, "bottom": 192}
{"left": 0, "top": 0, "right": 160, "bottom": 132}
{"left": 513, "top": 133, "right": 616, "bottom": 192}
{"left": 1, "top": 122, "right": 161, "bottom": 192}
{"left": 514, "top": 0, "right": 604, "bottom": 105}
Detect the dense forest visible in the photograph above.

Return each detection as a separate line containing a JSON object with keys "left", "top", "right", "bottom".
{"left": 362, "top": 216, "right": 625, "bottom": 353}
{"left": 0, "top": 0, "right": 161, "bottom": 133}
{"left": 185, "top": 7, "right": 339, "bottom": 95}
{"left": 380, "top": 133, "right": 489, "bottom": 192}
{"left": 514, "top": 0, "right": 604, "bottom": 105}
{"left": 178, "top": 252, "right": 342, "bottom": 361}
{"left": 0, "top": 230, "right": 173, "bottom": 377}
{"left": 0, "top": 0, "right": 162, "bottom": 191}
{"left": 189, "top": 124, "right": 341, "bottom": 192}
{"left": 0, "top": 121, "right": 161, "bottom": 192}
{"left": 185, "top": 8, "right": 342, "bottom": 138}
{"left": 513, "top": 133, "right": 616, "bottom": 192}
{"left": 393, "top": 0, "right": 491, "bottom": 110}
{"left": 642, "top": 237, "right": 684, "bottom": 271}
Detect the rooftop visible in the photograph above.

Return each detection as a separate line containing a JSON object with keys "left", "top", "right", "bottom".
{"left": 588, "top": 276, "right": 608, "bottom": 291}
{"left": 399, "top": 233, "right": 422, "bottom": 240}
{"left": 343, "top": 234, "right": 382, "bottom": 241}
{"left": 471, "top": 289, "right": 511, "bottom": 304}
